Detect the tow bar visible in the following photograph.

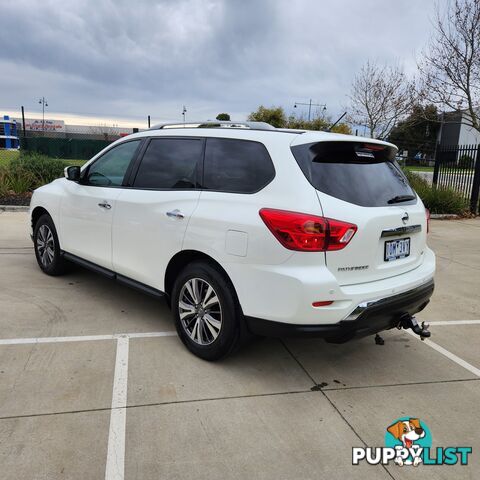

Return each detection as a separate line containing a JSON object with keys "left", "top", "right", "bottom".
{"left": 398, "top": 313, "right": 431, "bottom": 340}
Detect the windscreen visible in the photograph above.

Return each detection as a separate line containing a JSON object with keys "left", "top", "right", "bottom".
{"left": 291, "top": 141, "right": 416, "bottom": 207}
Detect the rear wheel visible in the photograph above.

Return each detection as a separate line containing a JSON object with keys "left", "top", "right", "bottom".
{"left": 33, "top": 214, "right": 67, "bottom": 276}
{"left": 172, "top": 261, "right": 242, "bottom": 360}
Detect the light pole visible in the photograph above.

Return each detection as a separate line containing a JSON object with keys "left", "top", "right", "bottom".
{"left": 38, "top": 97, "right": 48, "bottom": 131}
{"left": 294, "top": 100, "right": 326, "bottom": 122}
{"left": 182, "top": 105, "right": 187, "bottom": 125}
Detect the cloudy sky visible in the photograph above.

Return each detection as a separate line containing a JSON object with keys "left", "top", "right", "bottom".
{"left": 1, "top": 0, "right": 441, "bottom": 128}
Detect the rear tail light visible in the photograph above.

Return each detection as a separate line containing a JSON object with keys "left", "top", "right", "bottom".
{"left": 259, "top": 208, "right": 357, "bottom": 252}
{"left": 426, "top": 208, "right": 430, "bottom": 234}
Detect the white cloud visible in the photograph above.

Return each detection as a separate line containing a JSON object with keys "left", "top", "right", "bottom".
{"left": 0, "top": 0, "right": 441, "bottom": 126}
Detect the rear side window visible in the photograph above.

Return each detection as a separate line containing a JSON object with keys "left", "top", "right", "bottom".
{"left": 133, "top": 138, "right": 203, "bottom": 189}
{"left": 291, "top": 141, "right": 415, "bottom": 207}
{"left": 203, "top": 138, "right": 275, "bottom": 193}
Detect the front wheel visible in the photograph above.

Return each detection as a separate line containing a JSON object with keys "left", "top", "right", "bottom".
{"left": 33, "top": 214, "right": 67, "bottom": 276}
{"left": 172, "top": 261, "right": 242, "bottom": 361}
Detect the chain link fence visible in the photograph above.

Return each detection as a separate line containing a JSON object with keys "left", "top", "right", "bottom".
{"left": 0, "top": 125, "right": 136, "bottom": 205}
{"left": 1, "top": 121, "right": 141, "bottom": 168}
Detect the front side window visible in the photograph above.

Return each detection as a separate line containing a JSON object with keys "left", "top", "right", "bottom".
{"left": 86, "top": 140, "right": 141, "bottom": 187}
{"left": 133, "top": 138, "right": 203, "bottom": 189}
{"left": 203, "top": 138, "right": 275, "bottom": 193}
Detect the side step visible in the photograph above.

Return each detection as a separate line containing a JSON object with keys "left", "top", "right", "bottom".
{"left": 62, "top": 251, "right": 165, "bottom": 299}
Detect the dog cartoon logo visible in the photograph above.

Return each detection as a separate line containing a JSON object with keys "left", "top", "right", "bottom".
{"left": 386, "top": 417, "right": 429, "bottom": 466}
{"left": 353, "top": 416, "right": 471, "bottom": 467}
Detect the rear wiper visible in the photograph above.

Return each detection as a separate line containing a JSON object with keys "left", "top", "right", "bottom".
{"left": 387, "top": 194, "right": 416, "bottom": 204}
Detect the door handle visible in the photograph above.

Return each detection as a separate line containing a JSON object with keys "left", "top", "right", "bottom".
{"left": 166, "top": 209, "right": 184, "bottom": 219}
{"left": 98, "top": 202, "right": 112, "bottom": 210}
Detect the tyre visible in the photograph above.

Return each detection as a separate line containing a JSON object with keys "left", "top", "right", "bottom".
{"left": 33, "top": 214, "right": 67, "bottom": 276}
{"left": 172, "top": 261, "right": 242, "bottom": 360}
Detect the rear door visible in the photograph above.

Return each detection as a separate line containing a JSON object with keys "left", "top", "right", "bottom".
{"left": 291, "top": 139, "right": 427, "bottom": 285}
{"left": 112, "top": 136, "right": 204, "bottom": 290}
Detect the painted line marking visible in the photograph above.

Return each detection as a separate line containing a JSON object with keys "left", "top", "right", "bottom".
{"left": 0, "top": 321, "right": 479, "bottom": 346}
{"left": 406, "top": 330, "right": 480, "bottom": 377}
{"left": 427, "top": 320, "right": 480, "bottom": 326}
{"left": 105, "top": 336, "right": 129, "bottom": 480}
{"left": 0, "top": 331, "right": 177, "bottom": 346}
{"left": 126, "top": 331, "right": 177, "bottom": 339}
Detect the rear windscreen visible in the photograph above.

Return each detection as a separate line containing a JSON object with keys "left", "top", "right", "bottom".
{"left": 291, "top": 141, "right": 416, "bottom": 207}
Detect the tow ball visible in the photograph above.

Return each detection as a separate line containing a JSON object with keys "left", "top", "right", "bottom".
{"left": 397, "top": 313, "right": 431, "bottom": 340}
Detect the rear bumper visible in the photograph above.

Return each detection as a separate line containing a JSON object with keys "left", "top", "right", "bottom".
{"left": 245, "top": 278, "right": 434, "bottom": 342}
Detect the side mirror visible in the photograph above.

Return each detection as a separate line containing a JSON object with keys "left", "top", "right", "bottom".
{"left": 64, "top": 165, "right": 81, "bottom": 182}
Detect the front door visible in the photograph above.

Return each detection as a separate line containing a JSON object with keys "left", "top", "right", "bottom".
{"left": 59, "top": 139, "right": 142, "bottom": 269}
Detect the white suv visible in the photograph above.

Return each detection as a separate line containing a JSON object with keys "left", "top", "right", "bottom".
{"left": 29, "top": 121, "right": 435, "bottom": 360}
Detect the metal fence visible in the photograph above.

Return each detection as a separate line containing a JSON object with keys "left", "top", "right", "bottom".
{"left": 433, "top": 144, "right": 480, "bottom": 214}
{"left": 19, "top": 132, "right": 114, "bottom": 160}
{"left": 391, "top": 141, "right": 437, "bottom": 169}
{"left": 0, "top": 129, "right": 127, "bottom": 168}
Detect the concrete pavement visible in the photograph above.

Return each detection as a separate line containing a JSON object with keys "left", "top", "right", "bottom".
{"left": 0, "top": 211, "right": 479, "bottom": 479}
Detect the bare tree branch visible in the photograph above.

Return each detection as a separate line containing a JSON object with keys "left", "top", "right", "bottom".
{"left": 348, "top": 61, "right": 414, "bottom": 139}
{"left": 418, "top": 0, "right": 480, "bottom": 133}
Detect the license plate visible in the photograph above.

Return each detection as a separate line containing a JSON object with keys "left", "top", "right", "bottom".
{"left": 384, "top": 238, "right": 410, "bottom": 262}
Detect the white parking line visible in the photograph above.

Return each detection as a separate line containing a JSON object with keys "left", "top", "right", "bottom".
{"left": 105, "top": 336, "right": 129, "bottom": 480}
{"left": 2, "top": 322, "right": 479, "bottom": 480}
{"left": 0, "top": 331, "right": 177, "bottom": 346}
{"left": 406, "top": 330, "right": 480, "bottom": 377}
{"left": 126, "top": 331, "right": 177, "bottom": 339}
{"left": 0, "top": 331, "right": 178, "bottom": 479}
{"left": 0, "top": 334, "right": 117, "bottom": 345}
{"left": 428, "top": 320, "right": 480, "bottom": 326}
{"left": 0, "top": 321, "right": 478, "bottom": 346}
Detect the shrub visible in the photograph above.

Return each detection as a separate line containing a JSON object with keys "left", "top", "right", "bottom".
{"left": 0, "top": 166, "right": 9, "bottom": 196}
{"left": 403, "top": 169, "right": 468, "bottom": 215}
{"left": 457, "top": 154, "right": 474, "bottom": 170}
{"left": 0, "top": 164, "right": 35, "bottom": 195}
{"left": 9, "top": 152, "right": 65, "bottom": 189}
{"left": 420, "top": 186, "right": 468, "bottom": 214}
{"left": 403, "top": 169, "right": 430, "bottom": 192}
{"left": 5, "top": 170, "right": 36, "bottom": 194}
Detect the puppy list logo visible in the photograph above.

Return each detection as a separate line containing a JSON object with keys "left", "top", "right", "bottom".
{"left": 352, "top": 417, "right": 472, "bottom": 467}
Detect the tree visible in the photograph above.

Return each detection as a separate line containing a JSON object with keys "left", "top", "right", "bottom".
{"left": 348, "top": 60, "right": 414, "bottom": 139}
{"left": 418, "top": 0, "right": 480, "bottom": 133}
{"left": 329, "top": 122, "right": 352, "bottom": 135}
{"left": 388, "top": 104, "right": 440, "bottom": 157}
{"left": 216, "top": 113, "right": 230, "bottom": 121}
{"left": 287, "top": 115, "right": 352, "bottom": 134}
{"left": 247, "top": 106, "right": 287, "bottom": 128}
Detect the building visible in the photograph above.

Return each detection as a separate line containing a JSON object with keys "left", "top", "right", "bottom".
{"left": 0, "top": 115, "right": 20, "bottom": 149}
{"left": 14, "top": 117, "right": 137, "bottom": 141}
{"left": 438, "top": 109, "right": 480, "bottom": 146}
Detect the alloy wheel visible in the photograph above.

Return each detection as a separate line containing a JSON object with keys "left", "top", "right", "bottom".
{"left": 178, "top": 278, "right": 222, "bottom": 345}
{"left": 36, "top": 224, "right": 55, "bottom": 267}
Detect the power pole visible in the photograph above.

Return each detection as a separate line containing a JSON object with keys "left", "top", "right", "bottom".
{"left": 294, "top": 100, "right": 326, "bottom": 122}
{"left": 38, "top": 97, "right": 48, "bottom": 131}
{"left": 21, "top": 106, "right": 27, "bottom": 148}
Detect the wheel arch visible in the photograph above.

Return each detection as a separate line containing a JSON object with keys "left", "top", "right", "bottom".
{"left": 164, "top": 250, "right": 240, "bottom": 306}
{"left": 31, "top": 206, "right": 51, "bottom": 231}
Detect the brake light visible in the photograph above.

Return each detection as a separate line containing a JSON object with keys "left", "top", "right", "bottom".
{"left": 362, "top": 143, "right": 385, "bottom": 151}
{"left": 426, "top": 208, "right": 430, "bottom": 234}
{"left": 259, "top": 208, "right": 357, "bottom": 252}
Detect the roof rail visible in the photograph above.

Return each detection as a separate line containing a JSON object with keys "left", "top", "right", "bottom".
{"left": 149, "top": 120, "right": 275, "bottom": 131}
